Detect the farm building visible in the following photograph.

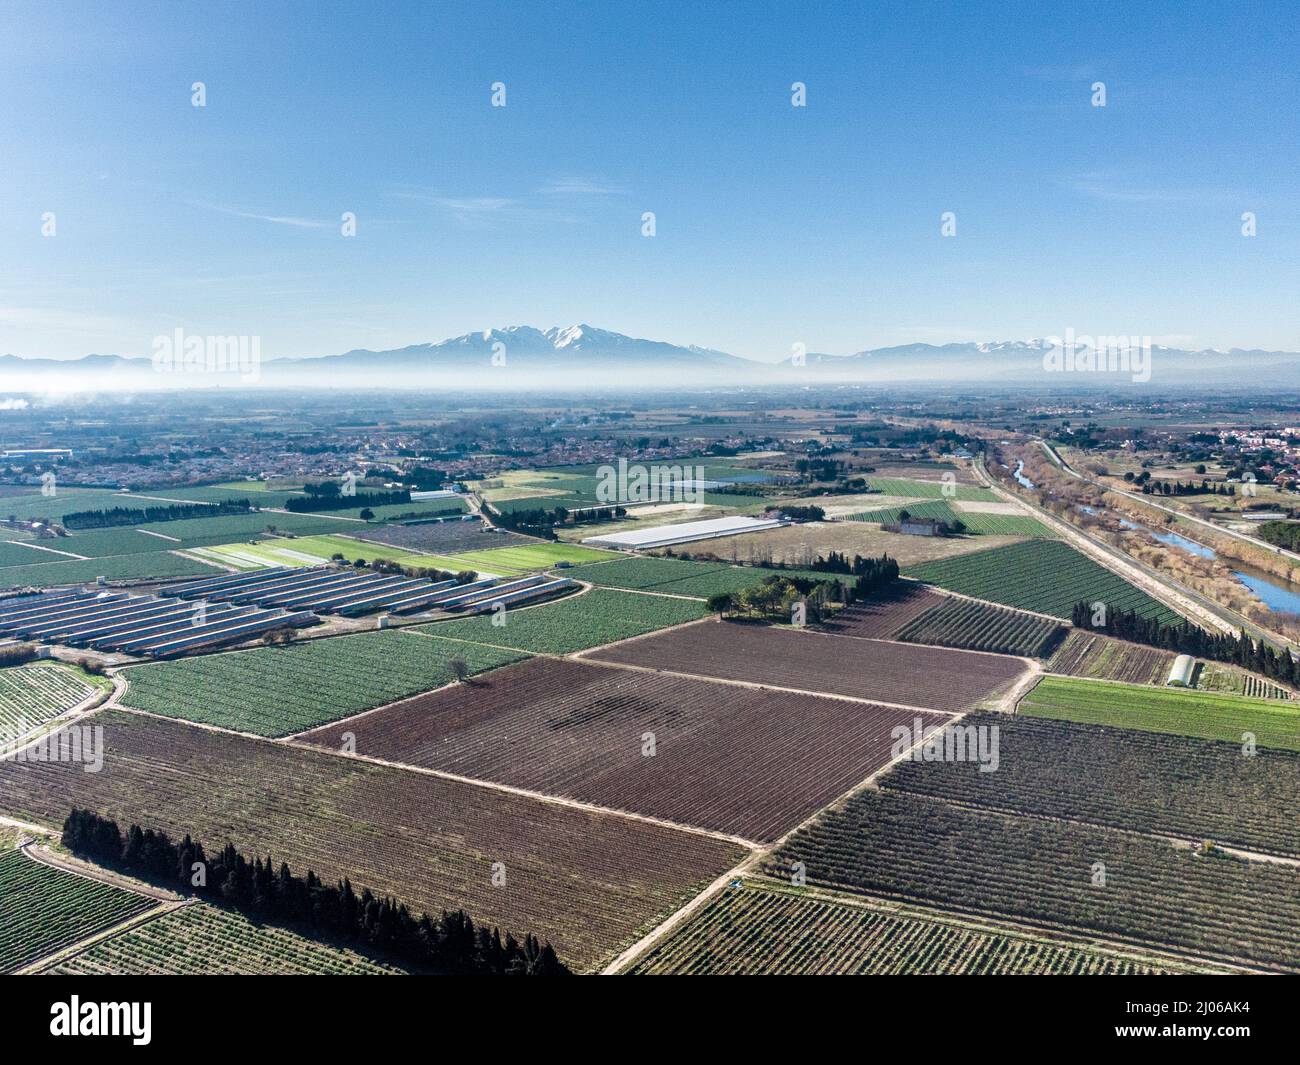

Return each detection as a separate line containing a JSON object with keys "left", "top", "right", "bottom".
{"left": 582, "top": 515, "right": 787, "bottom": 550}
{"left": 1166, "top": 654, "right": 1196, "bottom": 687}
{"left": 883, "top": 517, "right": 948, "bottom": 537}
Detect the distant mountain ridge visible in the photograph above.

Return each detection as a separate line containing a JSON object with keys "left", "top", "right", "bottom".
{"left": 2, "top": 325, "right": 1298, "bottom": 390}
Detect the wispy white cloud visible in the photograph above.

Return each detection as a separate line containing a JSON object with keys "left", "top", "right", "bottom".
{"left": 387, "top": 188, "right": 584, "bottom": 227}
{"left": 538, "top": 177, "right": 626, "bottom": 196}
{"left": 1068, "top": 173, "right": 1247, "bottom": 206}
{"left": 186, "top": 201, "right": 334, "bottom": 229}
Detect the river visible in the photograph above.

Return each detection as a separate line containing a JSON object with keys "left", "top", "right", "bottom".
{"left": 1013, "top": 460, "right": 1035, "bottom": 490}
{"left": 1077, "top": 505, "right": 1300, "bottom": 615}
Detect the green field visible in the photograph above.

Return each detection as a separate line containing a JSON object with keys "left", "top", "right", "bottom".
{"left": 120, "top": 630, "right": 527, "bottom": 736}
{"left": 843, "top": 501, "right": 1054, "bottom": 537}
{"left": 863, "top": 477, "right": 999, "bottom": 502}
{"left": 904, "top": 539, "right": 1179, "bottom": 623}
{"left": 436, "top": 542, "right": 616, "bottom": 573}
{"left": 1019, "top": 675, "right": 1300, "bottom": 751}
{"left": 417, "top": 586, "right": 708, "bottom": 653}
{"left": 0, "top": 486, "right": 130, "bottom": 522}
{"left": 0, "top": 849, "right": 154, "bottom": 973}
{"left": 842, "top": 500, "right": 960, "bottom": 525}
{"left": 0, "top": 664, "right": 98, "bottom": 745}
{"left": 0, "top": 550, "right": 218, "bottom": 590}
{"left": 953, "top": 512, "right": 1057, "bottom": 537}
{"left": 190, "top": 533, "right": 474, "bottom": 573}
{"left": 0, "top": 539, "right": 83, "bottom": 567}
{"left": 48, "top": 901, "right": 407, "bottom": 975}
{"left": 479, "top": 466, "right": 779, "bottom": 515}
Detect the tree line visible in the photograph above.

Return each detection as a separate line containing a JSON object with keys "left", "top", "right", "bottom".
{"left": 285, "top": 488, "right": 410, "bottom": 513}
{"left": 1071, "top": 601, "right": 1300, "bottom": 687}
{"left": 62, "top": 809, "right": 570, "bottom": 975}
{"left": 62, "top": 499, "right": 252, "bottom": 529}
{"left": 489, "top": 503, "right": 627, "bottom": 539}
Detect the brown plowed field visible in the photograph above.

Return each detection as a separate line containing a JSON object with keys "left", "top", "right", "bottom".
{"left": 0, "top": 710, "right": 744, "bottom": 973}
{"left": 816, "top": 583, "right": 946, "bottom": 639}
{"left": 1046, "top": 630, "right": 1175, "bottom": 685}
{"left": 584, "top": 621, "right": 1029, "bottom": 711}
{"left": 300, "top": 658, "right": 948, "bottom": 842}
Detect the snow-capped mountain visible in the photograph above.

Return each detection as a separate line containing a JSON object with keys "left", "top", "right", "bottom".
{"left": 2, "top": 327, "right": 1298, "bottom": 391}
{"left": 304, "top": 324, "right": 744, "bottom": 370}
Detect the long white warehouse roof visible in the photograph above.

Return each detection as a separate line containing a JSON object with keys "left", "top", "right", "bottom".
{"left": 582, "top": 515, "right": 787, "bottom": 550}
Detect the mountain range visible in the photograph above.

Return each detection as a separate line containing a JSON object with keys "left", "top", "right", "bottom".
{"left": 1, "top": 325, "right": 1296, "bottom": 391}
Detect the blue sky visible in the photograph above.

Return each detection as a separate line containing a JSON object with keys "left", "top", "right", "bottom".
{"left": 1, "top": 0, "right": 1296, "bottom": 361}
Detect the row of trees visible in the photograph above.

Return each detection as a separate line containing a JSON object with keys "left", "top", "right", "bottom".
{"left": 285, "top": 488, "right": 410, "bottom": 513}
{"left": 62, "top": 499, "right": 252, "bottom": 529}
{"left": 1071, "top": 601, "right": 1300, "bottom": 687}
{"left": 367, "top": 557, "right": 479, "bottom": 583}
{"left": 1136, "top": 478, "right": 1233, "bottom": 497}
{"left": 489, "top": 503, "right": 627, "bottom": 539}
{"left": 62, "top": 809, "right": 569, "bottom": 975}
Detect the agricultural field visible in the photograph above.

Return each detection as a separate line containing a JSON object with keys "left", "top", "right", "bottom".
{"left": 563, "top": 555, "right": 833, "bottom": 598}
{"left": 0, "top": 549, "right": 217, "bottom": 590}
{"left": 49, "top": 902, "right": 409, "bottom": 975}
{"left": 151, "top": 484, "right": 310, "bottom": 509}
{"left": 311, "top": 498, "right": 469, "bottom": 522}
{"left": 119, "top": 630, "right": 526, "bottom": 737}
{"left": 1046, "top": 630, "right": 1176, "bottom": 685}
{"left": 702, "top": 521, "right": 1025, "bottom": 568}
{"left": 949, "top": 512, "right": 1056, "bottom": 537}
{"left": 904, "top": 538, "right": 1181, "bottom": 623}
{"left": 815, "top": 583, "right": 946, "bottom": 639}
{"left": 0, "top": 849, "right": 155, "bottom": 973}
{"left": 0, "top": 663, "right": 99, "bottom": 745}
{"left": 300, "top": 657, "right": 947, "bottom": 842}
{"left": 625, "top": 881, "right": 1203, "bottom": 975}
{"left": 0, "top": 486, "right": 130, "bottom": 523}
{"left": 417, "top": 587, "right": 707, "bottom": 654}
{"left": 841, "top": 500, "right": 959, "bottom": 525}
{"left": 1019, "top": 675, "right": 1300, "bottom": 752}
{"left": 435, "top": 542, "right": 616, "bottom": 574}
{"left": 0, "top": 539, "right": 84, "bottom": 567}
{"left": 1197, "top": 662, "right": 1296, "bottom": 701}
{"left": 895, "top": 597, "right": 1066, "bottom": 658}
{"left": 479, "top": 466, "right": 778, "bottom": 515}
{"left": 885, "top": 712, "right": 1300, "bottom": 858}
{"left": 769, "top": 787, "right": 1300, "bottom": 971}
{"left": 862, "top": 477, "right": 999, "bottom": 502}
{"left": 351, "top": 521, "right": 532, "bottom": 553}
{"left": 190, "top": 533, "right": 477, "bottom": 573}
{"left": 586, "top": 621, "right": 1028, "bottom": 711}
{"left": 0, "top": 710, "right": 747, "bottom": 972}
{"left": 8, "top": 513, "right": 358, "bottom": 569}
